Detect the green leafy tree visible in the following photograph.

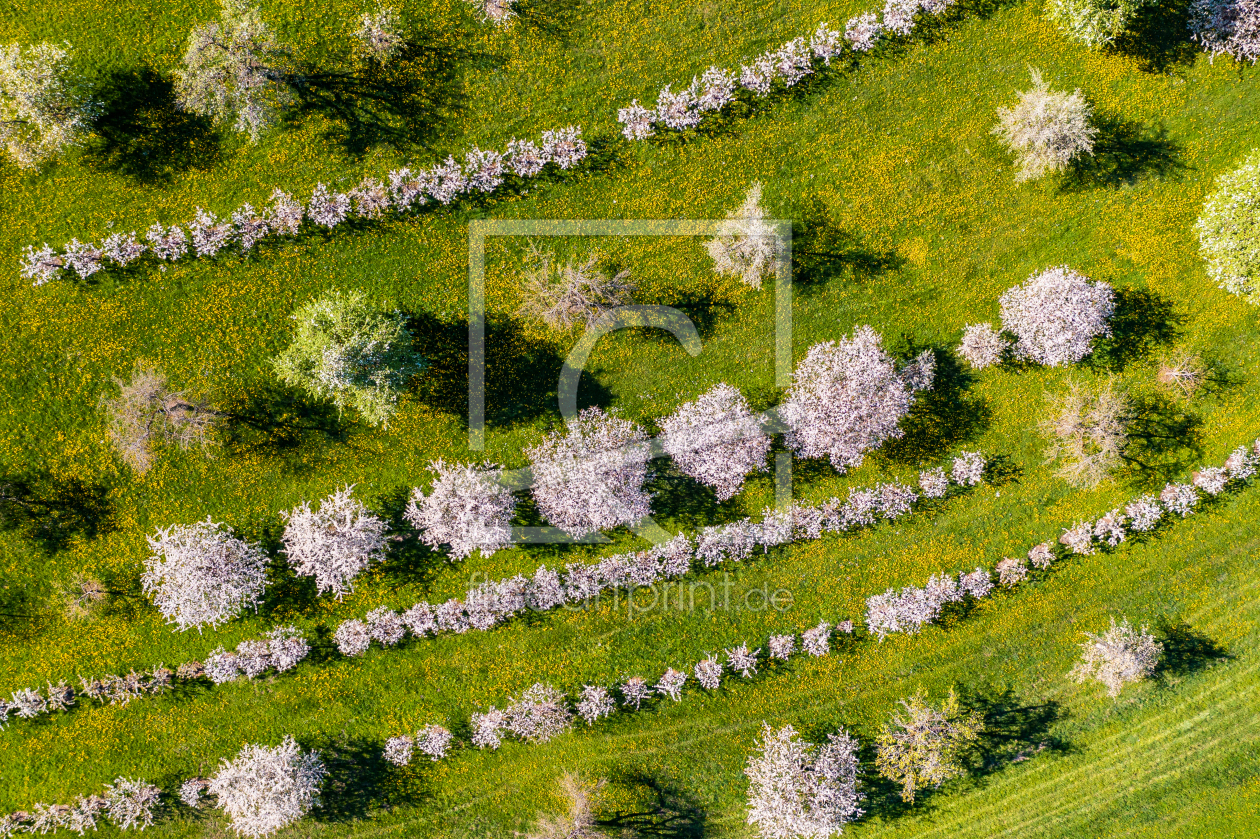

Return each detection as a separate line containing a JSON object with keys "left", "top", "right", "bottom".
{"left": 1046, "top": 0, "right": 1157, "bottom": 48}
{"left": 1197, "top": 149, "right": 1260, "bottom": 304}
{"left": 875, "top": 688, "right": 984, "bottom": 803}
{"left": 272, "top": 289, "right": 422, "bottom": 427}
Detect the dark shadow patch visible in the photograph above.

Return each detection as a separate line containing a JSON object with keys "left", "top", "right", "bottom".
{"left": 792, "top": 197, "right": 906, "bottom": 288}
{"left": 660, "top": 290, "right": 738, "bottom": 341}
{"left": 1153, "top": 618, "right": 1233, "bottom": 680}
{"left": 960, "top": 686, "right": 1071, "bottom": 779}
{"left": 219, "top": 380, "right": 352, "bottom": 472}
{"left": 645, "top": 460, "right": 746, "bottom": 531}
{"left": 1121, "top": 394, "right": 1204, "bottom": 487}
{"left": 371, "top": 484, "right": 447, "bottom": 591}
{"left": 0, "top": 472, "right": 116, "bottom": 554}
{"left": 290, "top": 32, "right": 488, "bottom": 158}
{"left": 310, "top": 734, "right": 430, "bottom": 822}
{"left": 881, "top": 346, "right": 992, "bottom": 466}
{"left": 1089, "top": 287, "right": 1182, "bottom": 372}
{"left": 409, "top": 312, "right": 612, "bottom": 429}
{"left": 599, "top": 769, "right": 709, "bottom": 838}
{"left": 982, "top": 453, "right": 1023, "bottom": 487}
{"left": 1109, "top": 0, "right": 1199, "bottom": 74}
{"left": 88, "top": 67, "right": 222, "bottom": 184}
{"left": 1062, "top": 114, "right": 1185, "bottom": 191}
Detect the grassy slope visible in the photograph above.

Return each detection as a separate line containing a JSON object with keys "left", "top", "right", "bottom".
{"left": 1, "top": 0, "right": 1259, "bottom": 836}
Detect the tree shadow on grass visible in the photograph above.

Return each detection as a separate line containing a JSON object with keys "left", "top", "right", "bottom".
{"left": 290, "top": 33, "right": 492, "bottom": 158}
{"left": 1089, "top": 287, "right": 1182, "bottom": 372}
{"left": 409, "top": 312, "right": 612, "bottom": 429}
{"left": 88, "top": 67, "right": 222, "bottom": 184}
{"left": 792, "top": 197, "right": 906, "bottom": 289}
{"left": 646, "top": 460, "right": 746, "bottom": 531}
{"left": 598, "top": 769, "right": 709, "bottom": 838}
{"left": 1062, "top": 114, "right": 1185, "bottom": 192}
{"left": 311, "top": 735, "right": 430, "bottom": 822}
{"left": 371, "top": 484, "right": 449, "bottom": 591}
{"left": 219, "top": 381, "right": 352, "bottom": 472}
{"left": 517, "top": 0, "right": 587, "bottom": 44}
{"left": 0, "top": 472, "right": 116, "bottom": 554}
{"left": 880, "top": 347, "right": 992, "bottom": 466}
{"left": 961, "top": 687, "right": 1071, "bottom": 779}
{"left": 1121, "top": 393, "right": 1204, "bottom": 488}
{"left": 1110, "top": 0, "right": 1199, "bottom": 74}
{"left": 1153, "top": 618, "right": 1233, "bottom": 681}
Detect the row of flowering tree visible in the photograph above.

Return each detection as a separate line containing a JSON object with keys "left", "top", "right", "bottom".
{"left": 20, "top": 124, "right": 588, "bottom": 285}
{"left": 7, "top": 430, "right": 1236, "bottom": 736}
{"left": 0, "top": 449, "right": 985, "bottom": 730}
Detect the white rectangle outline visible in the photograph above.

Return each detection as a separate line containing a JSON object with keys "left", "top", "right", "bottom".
{"left": 466, "top": 218, "right": 793, "bottom": 452}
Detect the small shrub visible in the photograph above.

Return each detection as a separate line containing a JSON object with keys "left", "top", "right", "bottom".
{"left": 1156, "top": 349, "right": 1207, "bottom": 398}
{"left": 1196, "top": 150, "right": 1260, "bottom": 304}
{"left": 1046, "top": 0, "right": 1157, "bottom": 48}
{"left": 993, "top": 69, "right": 1097, "bottom": 182}
{"left": 272, "top": 289, "right": 423, "bottom": 427}
{"left": 1041, "top": 380, "right": 1130, "bottom": 487}
{"left": 875, "top": 688, "right": 983, "bottom": 803}
{"left": 519, "top": 248, "right": 635, "bottom": 330}
{"left": 101, "top": 363, "right": 217, "bottom": 474}
{"left": 1070, "top": 617, "right": 1163, "bottom": 697}
{"left": 957, "top": 322, "right": 1008, "bottom": 370}
{"left": 525, "top": 773, "right": 604, "bottom": 839}
{"left": 175, "top": 0, "right": 294, "bottom": 141}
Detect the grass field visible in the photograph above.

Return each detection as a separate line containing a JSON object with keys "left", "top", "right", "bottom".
{"left": 2, "top": 0, "right": 1259, "bottom": 836}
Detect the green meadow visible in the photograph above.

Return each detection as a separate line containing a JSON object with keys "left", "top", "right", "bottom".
{"left": 1, "top": 0, "right": 1258, "bottom": 836}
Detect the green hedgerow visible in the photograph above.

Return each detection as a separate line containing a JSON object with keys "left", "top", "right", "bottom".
{"left": 272, "top": 289, "right": 423, "bottom": 427}
{"left": 1045, "top": 0, "right": 1156, "bottom": 49}
{"left": 1197, "top": 149, "right": 1260, "bottom": 304}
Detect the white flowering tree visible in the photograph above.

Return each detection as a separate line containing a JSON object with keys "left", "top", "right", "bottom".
{"left": 875, "top": 689, "right": 983, "bottom": 803}
{"left": 1190, "top": 0, "right": 1260, "bottom": 63}
{"left": 1196, "top": 149, "right": 1260, "bottom": 304}
{"left": 353, "top": 4, "right": 406, "bottom": 63}
{"left": 404, "top": 459, "right": 516, "bottom": 559}
{"left": 745, "top": 723, "right": 864, "bottom": 839}
{"left": 660, "top": 383, "right": 770, "bottom": 500}
{"left": 998, "top": 267, "right": 1115, "bottom": 366}
{"left": 957, "top": 323, "right": 1008, "bottom": 370}
{"left": 505, "top": 683, "right": 574, "bottom": 742}
{"left": 175, "top": 0, "right": 294, "bottom": 142}
{"left": 706, "top": 182, "right": 781, "bottom": 289}
{"left": 142, "top": 518, "right": 268, "bottom": 631}
{"left": 1070, "top": 618, "right": 1163, "bottom": 697}
{"left": 781, "top": 326, "right": 930, "bottom": 473}
{"left": 519, "top": 249, "right": 635, "bottom": 330}
{"left": 1042, "top": 380, "right": 1130, "bottom": 487}
{"left": 527, "top": 407, "right": 653, "bottom": 538}
{"left": 1046, "top": 0, "right": 1157, "bottom": 48}
{"left": 0, "top": 41, "right": 94, "bottom": 170}
{"left": 281, "top": 486, "right": 389, "bottom": 599}
{"left": 208, "top": 736, "right": 327, "bottom": 837}
{"left": 992, "top": 69, "right": 1096, "bottom": 182}
{"left": 272, "top": 289, "right": 424, "bottom": 427}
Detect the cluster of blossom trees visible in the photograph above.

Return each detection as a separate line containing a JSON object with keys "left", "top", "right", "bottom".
{"left": 20, "top": 124, "right": 587, "bottom": 285}
{"left": 382, "top": 619, "right": 851, "bottom": 766}
{"left": 1, "top": 625, "right": 310, "bottom": 728}
{"left": 864, "top": 439, "right": 1260, "bottom": 642}
{"left": 616, "top": 2, "right": 959, "bottom": 141}
{"left": 957, "top": 267, "right": 1116, "bottom": 369}
{"left": 0, "top": 736, "right": 324, "bottom": 838}
{"left": 333, "top": 451, "right": 985, "bottom": 658}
